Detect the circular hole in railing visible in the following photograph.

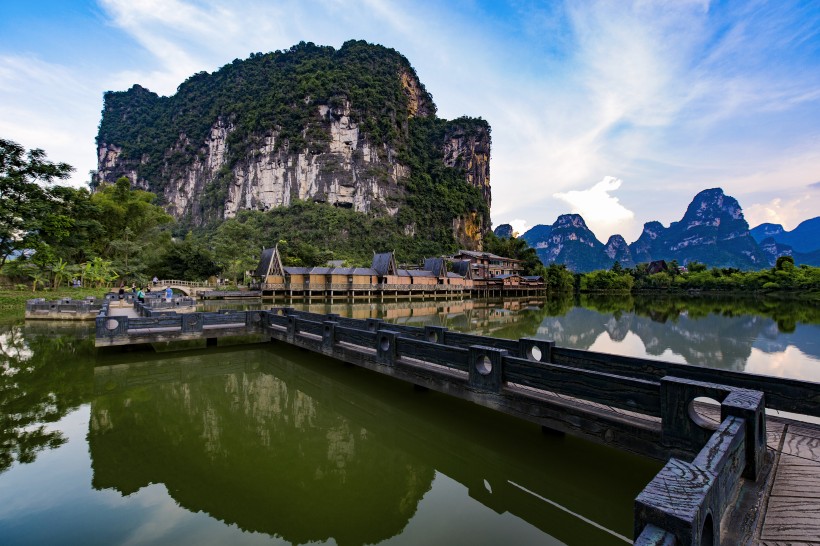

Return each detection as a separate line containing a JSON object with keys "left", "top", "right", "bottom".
{"left": 688, "top": 397, "right": 720, "bottom": 431}
{"left": 476, "top": 355, "right": 493, "bottom": 376}
{"left": 701, "top": 512, "right": 715, "bottom": 546}
{"left": 105, "top": 319, "right": 120, "bottom": 331}
{"left": 528, "top": 345, "right": 542, "bottom": 361}
{"left": 379, "top": 336, "right": 390, "bottom": 352}
{"left": 427, "top": 331, "right": 437, "bottom": 343}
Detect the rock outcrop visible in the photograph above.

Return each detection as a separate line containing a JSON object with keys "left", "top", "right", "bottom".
{"left": 94, "top": 41, "right": 490, "bottom": 251}
{"left": 627, "top": 188, "right": 767, "bottom": 269}
{"left": 493, "top": 224, "right": 514, "bottom": 239}
{"left": 523, "top": 214, "right": 610, "bottom": 272}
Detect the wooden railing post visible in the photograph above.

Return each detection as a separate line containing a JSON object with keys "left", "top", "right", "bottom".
{"left": 366, "top": 318, "right": 383, "bottom": 332}
{"left": 322, "top": 321, "right": 337, "bottom": 355}
{"left": 721, "top": 390, "right": 766, "bottom": 480}
{"left": 424, "top": 325, "right": 447, "bottom": 343}
{"left": 468, "top": 346, "right": 506, "bottom": 393}
{"left": 660, "top": 376, "right": 727, "bottom": 457}
{"left": 518, "top": 338, "right": 554, "bottom": 363}
{"left": 376, "top": 330, "right": 399, "bottom": 366}
{"left": 182, "top": 313, "right": 202, "bottom": 333}
{"left": 286, "top": 315, "right": 298, "bottom": 343}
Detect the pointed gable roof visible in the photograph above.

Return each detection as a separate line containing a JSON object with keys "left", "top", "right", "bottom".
{"left": 255, "top": 246, "right": 284, "bottom": 277}
{"left": 450, "top": 260, "right": 473, "bottom": 280}
{"left": 423, "top": 257, "right": 446, "bottom": 277}
{"left": 371, "top": 251, "right": 398, "bottom": 277}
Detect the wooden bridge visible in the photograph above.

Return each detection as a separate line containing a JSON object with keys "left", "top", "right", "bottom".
{"left": 94, "top": 304, "right": 820, "bottom": 545}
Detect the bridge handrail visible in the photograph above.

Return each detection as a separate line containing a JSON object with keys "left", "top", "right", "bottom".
{"left": 155, "top": 279, "right": 215, "bottom": 287}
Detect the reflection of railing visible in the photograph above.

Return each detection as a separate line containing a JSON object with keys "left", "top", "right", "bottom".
{"left": 94, "top": 305, "right": 820, "bottom": 544}
{"left": 199, "top": 291, "right": 261, "bottom": 299}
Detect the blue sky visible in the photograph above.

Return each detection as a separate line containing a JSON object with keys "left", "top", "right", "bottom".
{"left": 2, "top": 0, "right": 819, "bottom": 242}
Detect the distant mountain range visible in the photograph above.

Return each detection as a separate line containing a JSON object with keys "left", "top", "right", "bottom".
{"left": 518, "top": 188, "right": 820, "bottom": 272}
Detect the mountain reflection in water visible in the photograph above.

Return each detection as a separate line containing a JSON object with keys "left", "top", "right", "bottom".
{"left": 280, "top": 294, "right": 820, "bottom": 378}
{"left": 1, "top": 293, "right": 818, "bottom": 544}
{"left": 90, "top": 345, "right": 657, "bottom": 545}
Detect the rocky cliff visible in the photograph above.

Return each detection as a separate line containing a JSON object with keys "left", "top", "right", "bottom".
{"left": 628, "top": 188, "right": 766, "bottom": 269}
{"left": 493, "top": 224, "right": 514, "bottom": 239}
{"left": 95, "top": 41, "right": 490, "bottom": 252}
{"left": 523, "top": 214, "right": 611, "bottom": 272}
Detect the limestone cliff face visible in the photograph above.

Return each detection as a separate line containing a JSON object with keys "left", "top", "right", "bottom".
{"left": 96, "top": 102, "right": 411, "bottom": 221}
{"left": 442, "top": 123, "right": 491, "bottom": 208}
{"left": 95, "top": 41, "right": 490, "bottom": 250}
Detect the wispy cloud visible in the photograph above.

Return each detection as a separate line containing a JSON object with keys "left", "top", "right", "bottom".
{"left": 0, "top": 54, "right": 101, "bottom": 185}
{"left": 2, "top": 0, "right": 818, "bottom": 234}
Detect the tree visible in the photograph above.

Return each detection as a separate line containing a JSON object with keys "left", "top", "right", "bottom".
{"left": 544, "top": 263, "right": 575, "bottom": 293}
{"left": 0, "top": 138, "right": 73, "bottom": 268}
{"left": 775, "top": 255, "right": 795, "bottom": 272}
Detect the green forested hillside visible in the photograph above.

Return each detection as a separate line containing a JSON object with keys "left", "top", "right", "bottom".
{"left": 96, "top": 40, "right": 490, "bottom": 261}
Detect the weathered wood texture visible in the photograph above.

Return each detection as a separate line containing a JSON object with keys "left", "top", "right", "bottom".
{"left": 757, "top": 421, "right": 820, "bottom": 545}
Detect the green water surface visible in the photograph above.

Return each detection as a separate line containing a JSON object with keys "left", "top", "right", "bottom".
{"left": 2, "top": 294, "right": 818, "bottom": 545}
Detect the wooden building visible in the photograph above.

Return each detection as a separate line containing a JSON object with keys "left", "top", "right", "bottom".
{"left": 449, "top": 250, "right": 524, "bottom": 279}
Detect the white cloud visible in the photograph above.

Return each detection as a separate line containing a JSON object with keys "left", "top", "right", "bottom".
{"left": 495, "top": 218, "right": 529, "bottom": 237}
{"left": 744, "top": 195, "right": 817, "bottom": 231}
{"left": 553, "top": 176, "right": 637, "bottom": 240}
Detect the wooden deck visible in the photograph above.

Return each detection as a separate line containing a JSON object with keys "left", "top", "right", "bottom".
{"left": 754, "top": 419, "right": 820, "bottom": 544}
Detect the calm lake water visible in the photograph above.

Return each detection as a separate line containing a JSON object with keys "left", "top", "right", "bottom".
{"left": 2, "top": 294, "right": 818, "bottom": 545}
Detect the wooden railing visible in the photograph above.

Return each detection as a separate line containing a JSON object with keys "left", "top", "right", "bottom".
{"left": 93, "top": 305, "right": 816, "bottom": 545}
{"left": 26, "top": 297, "right": 105, "bottom": 319}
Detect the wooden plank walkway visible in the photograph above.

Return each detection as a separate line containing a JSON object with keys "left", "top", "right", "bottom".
{"left": 756, "top": 420, "right": 820, "bottom": 544}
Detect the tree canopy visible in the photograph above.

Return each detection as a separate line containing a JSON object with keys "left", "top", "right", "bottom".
{"left": 0, "top": 138, "right": 73, "bottom": 268}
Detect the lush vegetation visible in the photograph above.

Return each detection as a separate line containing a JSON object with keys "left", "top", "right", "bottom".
{"left": 1, "top": 134, "right": 488, "bottom": 290}
{"left": 1, "top": 138, "right": 217, "bottom": 289}
{"left": 577, "top": 257, "right": 820, "bottom": 298}
{"left": 97, "top": 41, "right": 490, "bottom": 259}
{"left": 98, "top": 41, "right": 432, "bottom": 177}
